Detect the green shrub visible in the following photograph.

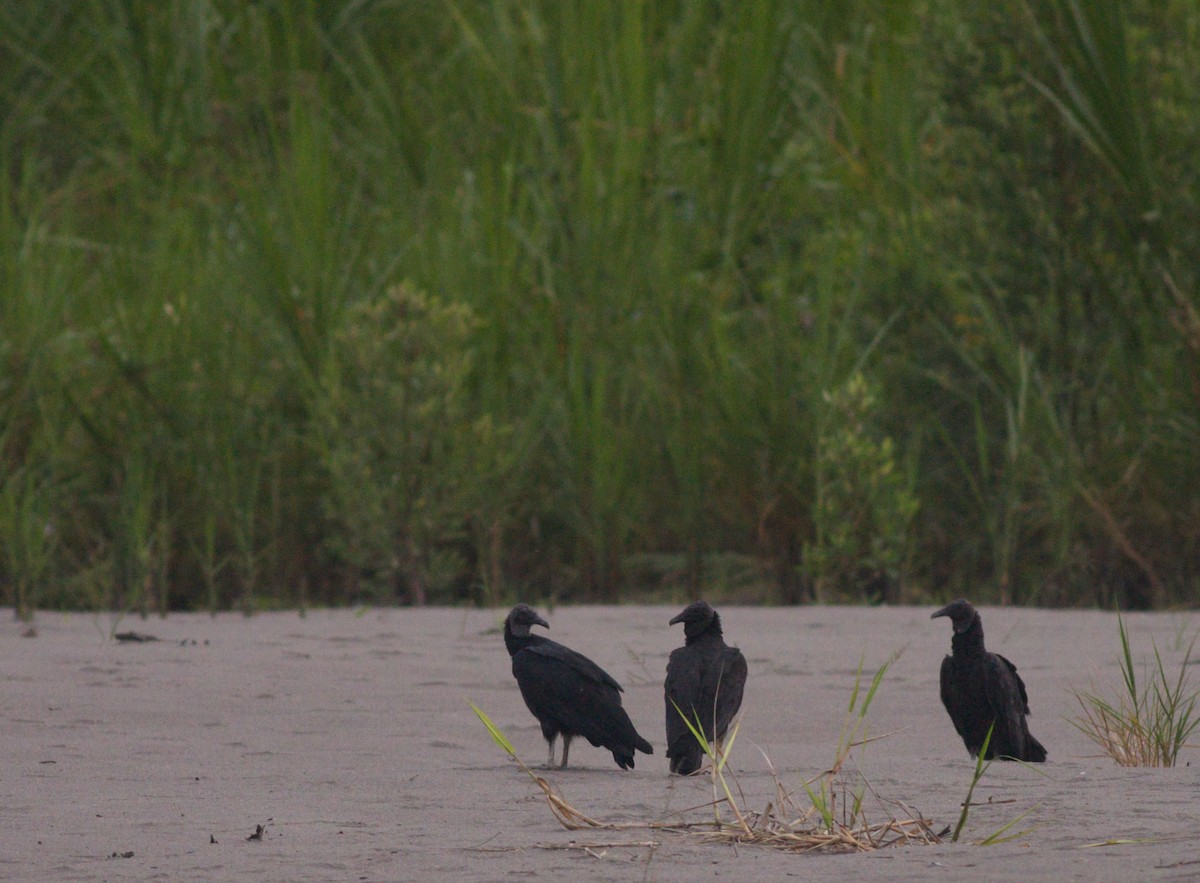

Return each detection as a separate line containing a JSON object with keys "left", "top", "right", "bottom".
{"left": 315, "top": 284, "right": 510, "bottom": 605}
{"left": 808, "top": 373, "right": 918, "bottom": 602}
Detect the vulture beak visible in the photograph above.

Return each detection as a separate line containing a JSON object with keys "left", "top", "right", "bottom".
{"left": 930, "top": 601, "right": 974, "bottom": 634}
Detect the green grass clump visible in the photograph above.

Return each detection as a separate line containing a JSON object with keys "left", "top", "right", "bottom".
{"left": 800, "top": 652, "right": 893, "bottom": 836}
{"left": 1072, "top": 614, "right": 1200, "bottom": 767}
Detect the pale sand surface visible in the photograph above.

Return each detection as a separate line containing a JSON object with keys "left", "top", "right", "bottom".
{"left": 3, "top": 604, "right": 1199, "bottom": 881}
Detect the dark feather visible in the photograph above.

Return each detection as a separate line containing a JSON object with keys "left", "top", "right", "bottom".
{"left": 664, "top": 601, "right": 748, "bottom": 775}
{"left": 503, "top": 604, "right": 653, "bottom": 770}
{"left": 932, "top": 599, "right": 1046, "bottom": 762}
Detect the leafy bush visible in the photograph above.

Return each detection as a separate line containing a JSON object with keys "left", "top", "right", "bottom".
{"left": 808, "top": 372, "right": 918, "bottom": 602}
{"left": 315, "top": 284, "right": 510, "bottom": 605}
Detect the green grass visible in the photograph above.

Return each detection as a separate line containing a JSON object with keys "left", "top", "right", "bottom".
{"left": 1, "top": 1, "right": 1198, "bottom": 610}
{"left": 949, "top": 724, "right": 1040, "bottom": 845}
{"left": 950, "top": 725, "right": 993, "bottom": 843}
{"left": 669, "top": 699, "right": 748, "bottom": 831}
{"left": 802, "top": 651, "right": 894, "bottom": 833}
{"left": 1072, "top": 613, "right": 1200, "bottom": 766}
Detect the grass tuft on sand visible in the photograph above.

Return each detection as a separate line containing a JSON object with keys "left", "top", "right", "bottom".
{"left": 1071, "top": 614, "right": 1200, "bottom": 767}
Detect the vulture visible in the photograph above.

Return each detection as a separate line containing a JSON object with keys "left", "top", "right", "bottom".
{"left": 932, "top": 598, "right": 1047, "bottom": 762}
{"left": 503, "top": 604, "right": 653, "bottom": 769}
{"left": 664, "top": 600, "right": 748, "bottom": 775}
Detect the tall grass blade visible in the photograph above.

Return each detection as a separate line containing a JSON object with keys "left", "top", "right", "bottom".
{"left": 1025, "top": 0, "right": 1153, "bottom": 205}
{"left": 951, "top": 724, "right": 993, "bottom": 843}
{"left": 469, "top": 701, "right": 518, "bottom": 758}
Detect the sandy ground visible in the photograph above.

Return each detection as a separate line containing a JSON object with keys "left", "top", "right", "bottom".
{"left": 3, "top": 603, "right": 1199, "bottom": 881}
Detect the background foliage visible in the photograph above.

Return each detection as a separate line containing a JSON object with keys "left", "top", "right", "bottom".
{"left": 1, "top": 0, "right": 1196, "bottom": 613}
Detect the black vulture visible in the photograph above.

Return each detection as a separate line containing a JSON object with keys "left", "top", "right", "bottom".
{"left": 931, "top": 599, "right": 1047, "bottom": 762}
{"left": 664, "top": 600, "right": 748, "bottom": 775}
{"left": 503, "top": 604, "right": 653, "bottom": 770}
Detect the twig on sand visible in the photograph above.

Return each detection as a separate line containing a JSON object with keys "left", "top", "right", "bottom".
{"left": 469, "top": 839, "right": 662, "bottom": 854}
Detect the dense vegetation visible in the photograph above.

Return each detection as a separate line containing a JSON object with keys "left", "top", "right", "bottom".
{"left": 1, "top": 0, "right": 1197, "bottom": 614}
